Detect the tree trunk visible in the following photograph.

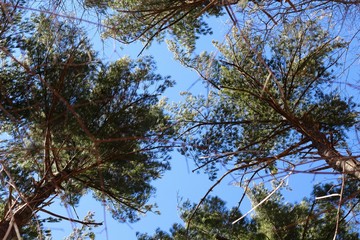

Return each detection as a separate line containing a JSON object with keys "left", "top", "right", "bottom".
{"left": 0, "top": 173, "right": 66, "bottom": 239}
{"left": 312, "top": 135, "right": 360, "bottom": 179}
{"left": 296, "top": 120, "right": 360, "bottom": 179}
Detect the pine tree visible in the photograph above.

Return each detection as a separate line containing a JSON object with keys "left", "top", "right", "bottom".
{"left": 0, "top": 13, "right": 173, "bottom": 238}
{"left": 137, "top": 183, "right": 360, "bottom": 240}
{"left": 170, "top": 19, "right": 359, "bottom": 181}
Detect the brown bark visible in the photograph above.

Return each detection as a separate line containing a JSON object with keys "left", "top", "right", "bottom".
{"left": 292, "top": 117, "right": 360, "bottom": 179}
{"left": 0, "top": 173, "right": 67, "bottom": 239}
{"left": 310, "top": 133, "right": 360, "bottom": 179}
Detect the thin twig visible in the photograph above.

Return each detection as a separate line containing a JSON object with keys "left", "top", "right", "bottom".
{"left": 333, "top": 174, "right": 345, "bottom": 240}
{"left": 39, "top": 208, "right": 103, "bottom": 226}
{"left": 232, "top": 168, "right": 294, "bottom": 224}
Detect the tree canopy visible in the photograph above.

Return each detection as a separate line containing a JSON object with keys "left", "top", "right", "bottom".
{"left": 166, "top": 16, "right": 360, "bottom": 237}
{"left": 85, "top": 0, "right": 360, "bottom": 52}
{"left": 137, "top": 182, "right": 360, "bottom": 240}
{"left": 0, "top": 0, "right": 359, "bottom": 239}
{"left": 170, "top": 17, "right": 359, "bottom": 181}
{"left": 0, "top": 9, "right": 173, "bottom": 239}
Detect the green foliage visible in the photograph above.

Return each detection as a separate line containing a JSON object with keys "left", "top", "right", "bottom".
{"left": 21, "top": 216, "right": 59, "bottom": 240}
{"left": 0, "top": 12, "right": 174, "bottom": 236}
{"left": 0, "top": 0, "right": 26, "bottom": 54}
{"left": 64, "top": 212, "right": 97, "bottom": 240}
{"left": 137, "top": 196, "right": 260, "bottom": 240}
{"left": 304, "top": 181, "right": 360, "bottom": 240}
{"left": 138, "top": 182, "right": 360, "bottom": 240}
{"left": 86, "top": 0, "right": 225, "bottom": 51}
{"left": 169, "top": 19, "right": 357, "bottom": 179}
{"left": 249, "top": 182, "right": 360, "bottom": 240}
{"left": 82, "top": 0, "right": 360, "bottom": 54}
{"left": 1, "top": 0, "right": 359, "bottom": 238}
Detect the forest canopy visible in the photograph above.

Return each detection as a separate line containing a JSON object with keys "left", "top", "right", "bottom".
{"left": 0, "top": 0, "right": 359, "bottom": 239}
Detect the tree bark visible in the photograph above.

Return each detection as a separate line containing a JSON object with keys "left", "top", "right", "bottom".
{"left": 0, "top": 173, "right": 67, "bottom": 239}
{"left": 311, "top": 134, "right": 360, "bottom": 179}
{"left": 295, "top": 119, "right": 360, "bottom": 179}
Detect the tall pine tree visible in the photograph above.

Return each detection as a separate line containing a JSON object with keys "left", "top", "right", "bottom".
{"left": 0, "top": 12, "right": 173, "bottom": 238}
